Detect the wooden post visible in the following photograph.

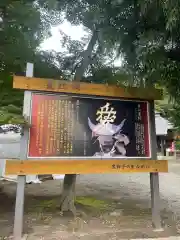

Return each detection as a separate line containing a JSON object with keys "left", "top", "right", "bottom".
{"left": 149, "top": 101, "right": 162, "bottom": 230}
{"left": 13, "top": 63, "right": 33, "bottom": 240}
{"left": 13, "top": 175, "right": 26, "bottom": 239}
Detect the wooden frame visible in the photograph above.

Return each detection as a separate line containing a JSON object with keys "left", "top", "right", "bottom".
{"left": 13, "top": 75, "right": 163, "bottom": 100}
{"left": 5, "top": 159, "right": 168, "bottom": 175}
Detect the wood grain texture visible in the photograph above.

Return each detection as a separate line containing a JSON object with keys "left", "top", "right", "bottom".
{"left": 5, "top": 159, "right": 168, "bottom": 175}
{"left": 13, "top": 76, "right": 163, "bottom": 100}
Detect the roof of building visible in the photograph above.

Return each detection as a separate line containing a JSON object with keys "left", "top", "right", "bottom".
{"left": 155, "top": 113, "right": 173, "bottom": 135}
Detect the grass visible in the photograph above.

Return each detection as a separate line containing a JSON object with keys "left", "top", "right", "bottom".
{"left": 75, "top": 196, "right": 110, "bottom": 210}
{"left": 26, "top": 195, "right": 113, "bottom": 216}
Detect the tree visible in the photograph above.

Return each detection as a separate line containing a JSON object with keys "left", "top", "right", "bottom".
{"left": 54, "top": 0, "right": 180, "bottom": 214}
{"left": 54, "top": 0, "right": 142, "bottom": 214}
{"left": 59, "top": 27, "right": 99, "bottom": 214}
{"left": 107, "top": 0, "right": 180, "bottom": 129}
{"left": 48, "top": 19, "right": 130, "bottom": 212}
{"left": 58, "top": 0, "right": 180, "bottom": 128}
{"left": 106, "top": 0, "right": 180, "bottom": 92}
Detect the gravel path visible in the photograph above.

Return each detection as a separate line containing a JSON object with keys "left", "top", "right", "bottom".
{"left": 1, "top": 133, "right": 180, "bottom": 218}
{"left": 1, "top": 133, "right": 180, "bottom": 238}
{"left": 0, "top": 162, "right": 180, "bottom": 239}
{"left": 78, "top": 162, "right": 180, "bottom": 218}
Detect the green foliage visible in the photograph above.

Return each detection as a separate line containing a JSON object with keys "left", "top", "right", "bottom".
{"left": 2, "top": 0, "right": 180, "bottom": 129}
{"left": 54, "top": 0, "right": 180, "bottom": 89}
{"left": 0, "top": 1, "right": 62, "bottom": 124}
{"left": 175, "top": 140, "right": 180, "bottom": 150}
{"left": 0, "top": 51, "right": 64, "bottom": 124}
{"left": 54, "top": 0, "right": 180, "bottom": 129}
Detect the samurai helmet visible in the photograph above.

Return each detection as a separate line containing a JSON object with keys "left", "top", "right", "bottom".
{"left": 88, "top": 118, "right": 126, "bottom": 136}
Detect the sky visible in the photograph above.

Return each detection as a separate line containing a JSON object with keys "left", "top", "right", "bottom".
{"left": 41, "top": 21, "right": 86, "bottom": 52}
{"left": 41, "top": 21, "right": 122, "bottom": 66}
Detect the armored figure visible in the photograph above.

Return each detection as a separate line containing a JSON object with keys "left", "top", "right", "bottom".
{"left": 88, "top": 118, "right": 130, "bottom": 157}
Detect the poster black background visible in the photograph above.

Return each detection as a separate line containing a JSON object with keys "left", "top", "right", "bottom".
{"left": 61, "top": 95, "right": 149, "bottom": 157}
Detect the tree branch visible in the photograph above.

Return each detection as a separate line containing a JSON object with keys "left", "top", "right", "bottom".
{"left": 74, "top": 28, "right": 98, "bottom": 81}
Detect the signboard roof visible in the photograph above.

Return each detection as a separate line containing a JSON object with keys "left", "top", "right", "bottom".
{"left": 13, "top": 76, "right": 163, "bottom": 100}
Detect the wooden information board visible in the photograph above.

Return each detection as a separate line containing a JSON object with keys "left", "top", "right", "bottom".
{"left": 5, "top": 75, "right": 167, "bottom": 174}
{"left": 9, "top": 66, "right": 166, "bottom": 240}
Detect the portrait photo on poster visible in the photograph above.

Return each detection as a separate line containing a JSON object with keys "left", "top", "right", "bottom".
{"left": 28, "top": 93, "right": 150, "bottom": 159}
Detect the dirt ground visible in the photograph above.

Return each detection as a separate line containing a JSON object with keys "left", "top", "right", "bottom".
{"left": 0, "top": 173, "right": 180, "bottom": 240}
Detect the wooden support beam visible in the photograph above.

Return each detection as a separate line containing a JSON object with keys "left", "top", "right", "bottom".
{"left": 13, "top": 63, "right": 33, "bottom": 240}
{"left": 5, "top": 159, "right": 168, "bottom": 175}
{"left": 149, "top": 101, "right": 162, "bottom": 230}
{"left": 13, "top": 76, "right": 163, "bottom": 100}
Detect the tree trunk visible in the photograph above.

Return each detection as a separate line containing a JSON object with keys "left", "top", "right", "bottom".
{"left": 59, "top": 174, "right": 77, "bottom": 215}
{"left": 60, "top": 29, "right": 98, "bottom": 215}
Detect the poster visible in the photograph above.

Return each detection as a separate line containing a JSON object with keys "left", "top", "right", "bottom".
{"left": 28, "top": 93, "right": 150, "bottom": 158}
